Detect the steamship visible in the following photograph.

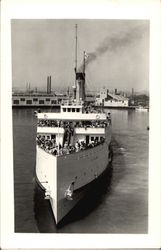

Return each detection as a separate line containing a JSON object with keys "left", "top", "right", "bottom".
{"left": 35, "top": 26, "right": 112, "bottom": 224}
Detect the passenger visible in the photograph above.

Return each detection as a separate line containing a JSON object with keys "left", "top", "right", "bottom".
{"left": 59, "top": 148, "right": 63, "bottom": 155}
{"left": 62, "top": 147, "right": 68, "bottom": 155}
{"left": 51, "top": 139, "right": 56, "bottom": 147}
{"left": 69, "top": 144, "right": 72, "bottom": 154}
{"left": 94, "top": 138, "right": 98, "bottom": 146}
{"left": 51, "top": 147, "right": 57, "bottom": 155}
{"left": 80, "top": 141, "right": 85, "bottom": 150}
{"left": 75, "top": 141, "right": 79, "bottom": 152}
{"left": 64, "top": 141, "right": 68, "bottom": 149}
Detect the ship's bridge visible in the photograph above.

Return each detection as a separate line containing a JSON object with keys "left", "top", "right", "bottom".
{"left": 60, "top": 99, "right": 84, "bottom": 114}
{"left": 61, "top": 105, "right": 83, "bottom": 114}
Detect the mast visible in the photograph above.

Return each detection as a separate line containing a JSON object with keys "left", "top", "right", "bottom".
{"left": 75, "top": 24, "right": 78, "bottom": 86}
{"left": 83, "top": 51, "right": 85, "bottom": 74}
{"left": 83, "top": 51, "right": 86, "bottom": 100}
{"left": 74, "top": 25, "right": 86, "bottom": 102}
{"left": 73, "top": 24, "right": 77, "bottom": 100}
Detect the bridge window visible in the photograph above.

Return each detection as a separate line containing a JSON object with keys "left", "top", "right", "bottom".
{"left": 51, "top": 100, "right": 57, "bottom": 104}
{"left": 39, "top": 100, "right": 44, "bottom": 104}
{"left": 46, "top": 98, "right": 50, "bottom": 102}
{"left": 51, "top": 134, "right": 56, "bottom": 139}
{"left": 76, "top": 108, "right": 80, "bottom": 112}
{"left": 72, "top": 108, "right": 75, "bottom": 112}
{"left": 63, "top": 108, "right": 66, "bottom": 112}
{"left": 91, "top": 136, "right": 94, "bottom": 141}
{"left": 13, "top": 100, "right": 19, "bottom": 104}
{"left": 26, "top": 100, "right": 32, "bottom": 104}
{"left": 67, "top": 108, "right": 71, "bottom": 112}
{"left": 20, "top": 98, "right": 25, "bottom": 101}
{"left": 33, "top": 98, "right": 38, "bottom": 102}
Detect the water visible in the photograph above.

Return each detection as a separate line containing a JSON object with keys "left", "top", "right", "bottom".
{"left": 13, "top": 108, "right": 149, "bottom": 233}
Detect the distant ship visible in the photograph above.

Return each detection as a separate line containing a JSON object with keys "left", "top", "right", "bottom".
{"left": 35, "top": 25, "right": 112, "bottom": 224}
{"left": 135, "top": 106, "right": 149, "bottom": 112}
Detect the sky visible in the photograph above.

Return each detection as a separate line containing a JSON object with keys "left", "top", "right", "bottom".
{"left": 11, "top": 19, "right": 149, "bottom": 93}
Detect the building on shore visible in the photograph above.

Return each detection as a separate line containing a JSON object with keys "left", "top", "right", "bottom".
{"left": 95, "top": 87, "right": 129, "bottom": 108}
{"left": 12, "top": 75, "right": 70, "bottom": 107}
{"left": 12, "top": 92, "right": 69, "bottom": 107}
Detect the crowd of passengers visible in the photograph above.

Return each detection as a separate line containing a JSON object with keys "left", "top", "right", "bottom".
{"left": 37, "top": 119, "right": 111, "bottom": 128}
{"left": 36, "top": 135, "right": 105, "bottom": 156}
{"left": 83, "top": 106, "right": 103, "bottom": 114}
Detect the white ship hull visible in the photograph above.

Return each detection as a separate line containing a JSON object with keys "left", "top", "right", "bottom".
{"left": 135, "top": 107, "right": 149, "bottom": 112}
{"left": 36, "top": 130, "right": 112, "bottom": 224}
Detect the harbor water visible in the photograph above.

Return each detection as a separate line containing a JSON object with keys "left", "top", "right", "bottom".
{"left": 13, "top": 108, "right": 149, "bottom": 233}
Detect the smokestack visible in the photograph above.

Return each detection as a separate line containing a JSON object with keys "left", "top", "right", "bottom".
{"left": 115, "top": 88, "right": 117, "bottom": 95}
{"left": 47, "top": 76, "right": 49, "bottom": 93}
{"left": 76, "top": 72, "right": 85, "bottom": 101}
{"left": 49, "top": 76, "right": 51, "bottom": 94}
{"left": 47, "top": 75, "right": 52, "bottom": 94}
{"left": 132, "top": 88, "right": 134, "bottom": 98}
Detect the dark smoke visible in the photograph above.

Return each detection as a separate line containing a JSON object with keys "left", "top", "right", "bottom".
{"left": 78, "top": 24, "right": 147, "bottom": 71}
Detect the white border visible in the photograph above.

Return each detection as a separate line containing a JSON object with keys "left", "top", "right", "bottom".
{"left": 1, "top": 0, "right": 161, "bottom": 249}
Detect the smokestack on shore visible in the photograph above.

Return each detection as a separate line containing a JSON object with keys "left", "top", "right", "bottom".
{"left": 47, "top": 76, "right": 49, "bottom": 94}
{"left": 47, "top": 75, "right": 52, "bottom": 94}
{"left": 49, "top": 76, "right": 51, "bottom": 94}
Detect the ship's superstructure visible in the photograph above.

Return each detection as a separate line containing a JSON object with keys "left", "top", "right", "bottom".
{"left": 35, "top": 25, "right": 112, "bottom": 224}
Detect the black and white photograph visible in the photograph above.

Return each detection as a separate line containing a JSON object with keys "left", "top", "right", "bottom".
{"left": 12, "top": 19, "right": 149, "bottom": 233}
{"left": 1, "top": 0, "right": 161, "bottom": 249}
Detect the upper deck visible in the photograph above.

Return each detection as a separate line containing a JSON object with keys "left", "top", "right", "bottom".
{"left": 35, "top": 101, "right": 111, "bottom": 157}
{"left": 37, "top": 111, "right": 107, "bottom": 121}
{"left": 37, "top": 102, "right": 107, "bottom": 121}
